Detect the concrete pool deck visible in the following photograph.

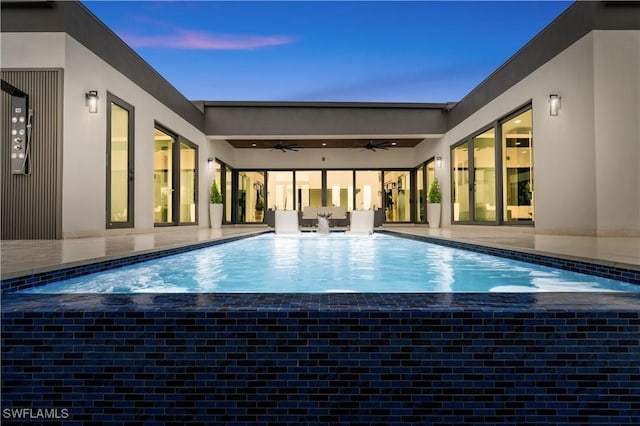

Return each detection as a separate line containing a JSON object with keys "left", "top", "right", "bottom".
{"left": 1, "top": 224, "right": 639, "bottom": 281}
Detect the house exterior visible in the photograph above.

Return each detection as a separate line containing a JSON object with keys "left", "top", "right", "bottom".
{"left": 1, "top": 0, "right": 638, "bottom": 239}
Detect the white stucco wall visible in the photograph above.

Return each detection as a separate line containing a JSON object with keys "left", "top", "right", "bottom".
{"left": 0, "top": 33, "right": 66, "bottom": 68}
{"left": 61, "top": 35, "right": 209, "bottom": 237}
{"left": 593, "top": 31, "right": 640, "bottom": 236}
{"left": 416, "top": 31, "right": 639, "bottom": 235}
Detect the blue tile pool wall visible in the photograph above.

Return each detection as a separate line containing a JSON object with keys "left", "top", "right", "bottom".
{"left": 2, "top": 296, "right": 639, "bottom": 425}
{"left": 379, "top": 230, "right": 640, "bottom": 286}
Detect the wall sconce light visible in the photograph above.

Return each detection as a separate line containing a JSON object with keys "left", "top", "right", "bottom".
{"left": 549, "top": 94, "right": 561, "bottom": 116}
{"left": 436, "top": 156, "right": 442, "bottom": 168}
{"left": 85, "top": 90, "right": 98, "bottom": 113}
{"left": 207, "top": 157, "right": 214, "bottom": 169}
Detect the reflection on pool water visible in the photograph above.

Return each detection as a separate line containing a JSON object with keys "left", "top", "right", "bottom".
{"left": 20, "top": 233, "right": 639, "bottom": 294}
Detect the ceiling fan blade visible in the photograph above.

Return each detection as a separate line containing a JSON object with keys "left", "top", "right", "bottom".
{"left": 270, "top": 142, "right": 299, "bottom": 152}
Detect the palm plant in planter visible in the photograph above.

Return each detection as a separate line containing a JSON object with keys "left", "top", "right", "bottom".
{"left": 209, "top": 180, "right": 223, "bottom": 229}
{"left": 255, "top": 195, "right": 264, "bottom": 222}
{"left": 427, "top": 177, "right": 442, "bottom": 228}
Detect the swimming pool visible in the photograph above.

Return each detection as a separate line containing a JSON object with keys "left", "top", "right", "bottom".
{"left": 18, "top": 233, "right": 638, "bottom": 293}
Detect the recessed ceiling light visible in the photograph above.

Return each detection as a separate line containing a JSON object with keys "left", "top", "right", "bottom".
{"left": 321, "top": 142, "right": 327, "bottom": 147}
{"left": 514, "top": 120, "right": 522, "bottom": 124}
{"left": 391, "top": 142, "right": 397, "bottom": 146}
{"left": 251, "top": 143, "right": 257, "bottom": 147}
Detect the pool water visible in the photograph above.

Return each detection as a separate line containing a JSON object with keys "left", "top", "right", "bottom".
{"left": 20, "top": 233, "right": 638, "bottom": 293}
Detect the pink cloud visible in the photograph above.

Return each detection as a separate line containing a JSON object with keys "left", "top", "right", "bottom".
{"left": 122, "top": 29, "right": 296, "bottom": 50}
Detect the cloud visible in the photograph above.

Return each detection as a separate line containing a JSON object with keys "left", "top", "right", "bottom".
{"left": 283, "top": 67, "right": 485, "bottom": 103}
{"left": 122, "top": 28, "right": 296, "bottom": 50}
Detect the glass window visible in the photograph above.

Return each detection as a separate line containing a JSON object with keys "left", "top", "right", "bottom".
{"left": 415, "top": 166, "right": 425, "bottom": 222}
{"left": 295, "top": 171, "right": 322, "bottom": 211}
{"left": 154, "top": 128, "right": 174, "bottom": 224}
{"left": 473, "top": 129, "right": 496, "bottom": 222}
{"left": 215, "top": 160, "right": 233, "bottom": 224}
{"left": 383, "top": 170, "right": 411, "bottom": 222}
{"left": 225, "top": 167, "right": 233, "bottom": 223}
{"left": 238, "top": 171, "right": 265, "bottom": 223}
{"left": 426, "top": 160, "right": 436, "bottom": 197}
{"left": 326, "top": 171, "right": 353, "bottom": 210}
{"left": 179, "top": 141, "right": 197, "bottom": 223}
{"left": 452, "top": 143, "right": 470, "bottom": 222}
{"left": 502, "top": 109, "right": 534, "bottom": 222}
{"left": 267, "top": 171, "right": 293, "bottom": 211}
{"left": 355, "top": 170, "right": 382, "bottom": 211}
{"left": 107, "top": 96, "right": 134, "bottom": 228}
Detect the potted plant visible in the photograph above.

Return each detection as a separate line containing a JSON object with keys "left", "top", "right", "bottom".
{"left": 209, "top": 180, "right": 223, "bottom": 229}
{"left": 427, "top": 177, "right": 442, "bottom": 228}
{"left": 255, "top": 195, "right": 264, "bottom": 222}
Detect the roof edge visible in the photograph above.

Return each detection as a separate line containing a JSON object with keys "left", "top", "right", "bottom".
{"left": 202, "top": 101, "right": 449, "bottom": 109}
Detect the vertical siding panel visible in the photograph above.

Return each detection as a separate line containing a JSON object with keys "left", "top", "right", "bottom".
{"left": 1, "top": 70, "right": 61, "bottom": 239}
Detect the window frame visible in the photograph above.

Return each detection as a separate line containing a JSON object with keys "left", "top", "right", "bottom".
{"left": 106, "top": 92, "right": 135, "bottom": 229}
{"left": 449, "top": 102, "right": 533, "bottom": 226}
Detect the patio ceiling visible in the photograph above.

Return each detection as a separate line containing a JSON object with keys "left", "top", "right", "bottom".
{"left": 227, "top": 138, "right": 424, "bottom": 149}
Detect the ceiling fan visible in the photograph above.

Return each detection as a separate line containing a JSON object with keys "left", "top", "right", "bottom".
{"left": 271, "top": 142, "right": 300, "bottom": 152}
{"left": 362, "top": 140, "right": 393, "bottom": 151}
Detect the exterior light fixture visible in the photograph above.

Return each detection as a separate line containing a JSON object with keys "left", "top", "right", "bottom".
{"left": 549, "top": 94, "right": 561, "bottom": 116}
{"left": 207, "top": 157, "right": 214, "bottom": 169}
{"left": 436, "top": 156, "right": 442, "bottom": 168}
{"left": 85, "top": 90, "right": 98, "bottom": 113}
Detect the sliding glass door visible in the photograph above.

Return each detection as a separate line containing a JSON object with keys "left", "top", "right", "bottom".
{"left": 106, "top": 94, "right": 134, "bottom": 228}
{"left": 326, "top": 171, "right": 354, "bottom": 211}
{"left": 295, "top": 170, "right": 322, "bottom": 211}
{"left": 154, "top": 127, "right": 174, "bottom": 225}
{"left": 452, "top": 131, "right": 496, "bottom": 224}
{"left": 473, "top": 129, "right": 496, "bottom": 222}
{"left": 154, "top": 125, "right": 198, "bottom": 226}
{"left": 415, "top": 166, "right": 425, "bottom": 222}
{"left": 383, "top": 170, "right": 411, "bottom": 222}
{"left": 451, "top": 106, "right": 533, "bottom": 225}
{"left": 502, "top": 109, "right": 534, "bottom": 222}
{"left": 237, "top": 171, "right": 265, "bottom": 223}
{"left": 452, "top": 143, "right": 470, "bottom": 222}
{"left": 267, "top": 171, "right": 293, "bottom": 211}
{"left": 179, "top": 141, "right": 197, "bottom": 223}
{"left": 355, "top": 170, "right": 382, "bottom": 211}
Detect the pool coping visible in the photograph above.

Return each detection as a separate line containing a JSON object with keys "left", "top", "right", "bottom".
{"left": 378, "top": 230, "right": 640, "bottom": 286}
{"left": 2, "top": 228, "right": 640, "bottom": 293}
{"left": 0, "top": 230, "right": 270, "bottom": 293}
{"left": 2, "top": 230, "right": 639, "bottom": 312}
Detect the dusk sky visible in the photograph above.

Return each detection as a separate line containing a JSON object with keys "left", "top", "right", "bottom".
{"left": 83, "top": 1, "right": 572, "bottom": 103}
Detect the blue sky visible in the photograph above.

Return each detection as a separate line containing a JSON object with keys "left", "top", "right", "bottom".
{"left": 83, "top": 1, "right": 572, "bottom": 103}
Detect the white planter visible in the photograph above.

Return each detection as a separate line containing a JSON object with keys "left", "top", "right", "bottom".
{"left": 209, "top": 203, "right": 223, "bottom": 229}
{"left": 427, "top": 203, "right": 441, "bottom": 228}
